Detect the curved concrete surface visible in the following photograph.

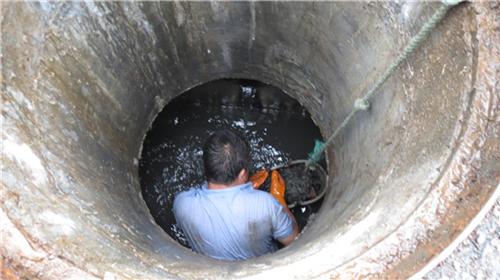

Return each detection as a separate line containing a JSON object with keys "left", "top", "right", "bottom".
{"left": 1, "top": 2, "right": 498, "bottom": 279}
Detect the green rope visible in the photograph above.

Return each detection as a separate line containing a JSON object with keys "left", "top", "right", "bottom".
{"left": 308, "top": 139, "right": 326, "bottom": 163}
{"left": 306, "top": 0, "right": 461, "bottom": 167}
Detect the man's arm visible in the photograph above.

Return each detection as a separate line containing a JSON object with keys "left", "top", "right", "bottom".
{"left": 269, "top": 170, "right": 299, "bottom": 246}
{"left": 277, "top": 207, "right": 299, "bottom": 246}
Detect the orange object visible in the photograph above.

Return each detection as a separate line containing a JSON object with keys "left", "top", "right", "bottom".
{"left": 250, "top": 169, "right": 268, "bottom": 189}
{"left": 270, "top": 170, "right": 287, "bottom": 208}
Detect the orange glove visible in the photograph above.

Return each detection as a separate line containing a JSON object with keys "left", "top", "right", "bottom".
{"left": 250, "top": 169, "right": 268, "bottom": 189}
{"left": 270, "top": 170, "right": 287, "bottom": 208}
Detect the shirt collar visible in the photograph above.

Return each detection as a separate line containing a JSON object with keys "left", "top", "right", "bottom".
{"left": 202, "top": 182, "right": 252, "bottom": 193}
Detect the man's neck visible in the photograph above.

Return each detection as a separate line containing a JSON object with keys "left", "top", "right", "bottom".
{"left": 207, "top": 180, "right": 246, "bottom": 190}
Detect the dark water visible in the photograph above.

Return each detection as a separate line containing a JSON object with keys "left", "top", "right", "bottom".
{"left": 139, "top": 79, "right": 324, "bottom": 247}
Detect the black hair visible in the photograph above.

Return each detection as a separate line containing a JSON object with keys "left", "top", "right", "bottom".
{"left": 203, "top": 129, "right": 250, "bottom": 184}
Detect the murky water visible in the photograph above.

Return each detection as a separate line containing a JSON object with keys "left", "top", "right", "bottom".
{"left": 139, "top": 79, "right": 324, "bottom": 247}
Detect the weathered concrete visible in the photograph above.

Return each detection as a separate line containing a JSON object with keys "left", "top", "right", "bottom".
{"left": 1, "top": 1, "right": 498, "bottom": 279}
{"left": 424, "top": 199, "right": 500, "bottom": 279}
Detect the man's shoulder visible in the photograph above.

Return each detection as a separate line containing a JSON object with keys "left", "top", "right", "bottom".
{"left": 243, "top": 188, "right": 279, "bottom": 206}
{"left": 175, "top": 187, "right": 197, "bottom": 197}
{"left": 175, "top": 186, "right": 202, "bottom": 199}
{"left": 173, "top": 187, "right": 202, "bottom": 209}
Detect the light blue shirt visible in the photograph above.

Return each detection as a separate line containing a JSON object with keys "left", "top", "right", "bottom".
{"left": 173, "top": 182, "right": 293, "bottom": 261}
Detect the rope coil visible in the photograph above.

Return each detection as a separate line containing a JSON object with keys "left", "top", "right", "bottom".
{"left": 306, "top": 1, "right": 462, "bottom": 167}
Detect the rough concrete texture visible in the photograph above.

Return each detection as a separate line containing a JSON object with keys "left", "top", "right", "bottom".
{"left": 425, "top": 199, "right": 500, "bottom": 280}
{"left": 1, "top": 1, "right": 498, "bottom": 279}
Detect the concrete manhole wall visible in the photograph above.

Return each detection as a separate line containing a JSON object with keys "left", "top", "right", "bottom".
{"left": 1, "top": 2, "right": 498, "bottom": 279}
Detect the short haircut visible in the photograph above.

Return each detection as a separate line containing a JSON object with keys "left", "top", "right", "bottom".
{"left": 203, "top": 129, "right": 250, "bottom": 185}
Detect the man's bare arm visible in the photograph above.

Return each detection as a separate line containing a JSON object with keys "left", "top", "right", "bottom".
{"left": 278, "top": 208, "right": 299, "bottom": 246}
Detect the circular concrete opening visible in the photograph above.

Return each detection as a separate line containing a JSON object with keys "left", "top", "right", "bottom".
{"left": 139, "top": 78, "right": 325, "bottom": 249}
{"left": 2, "top": 2, "right": 497, "bottom": 279}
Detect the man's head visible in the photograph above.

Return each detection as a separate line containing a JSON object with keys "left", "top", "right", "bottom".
{"left": 203, "top": 129, "right": 251, "bottom": 185}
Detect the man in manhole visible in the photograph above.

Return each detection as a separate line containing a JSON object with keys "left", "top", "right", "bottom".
{"left": 173, "top": 129, "right": 299, "bottom": 260}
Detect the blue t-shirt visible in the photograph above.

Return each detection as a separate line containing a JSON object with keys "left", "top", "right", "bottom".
{"left": 173, "top": 182, "right": 293, "bottom": 261}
